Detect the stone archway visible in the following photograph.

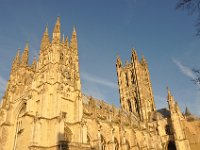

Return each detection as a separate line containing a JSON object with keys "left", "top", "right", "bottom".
{"left": 13, "top": 103, "right": 27, "bottom": 150}
{"left": 167, "top": 141, "right": 176, "bottom": 150}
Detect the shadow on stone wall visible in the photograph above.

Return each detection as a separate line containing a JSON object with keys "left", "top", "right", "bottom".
{"left": 57, "top": 132, "right": 69, "bottom": 150}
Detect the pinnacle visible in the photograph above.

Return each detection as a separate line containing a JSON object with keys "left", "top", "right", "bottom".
{"left": 73, "top": 26, "right": 76, "bottom": 34}
{"left": 62, "top": 34, "right": 65, "bottom": 43}
{"left": 44, "top": 25, "right": 49, "bottom": 35}
{"left": 53, "top": 16, "right": 61, "bottom": 33}
{"left": 65, "top": 36, "right": 69, "bottom": 47}
{"left": 52, "top": 17, "right": 61, "bottom": 43}
{"left": 25, "top": 41, "right": 29, "bottom": 50}
{"left": 21, "top": 42, "right": 29, "bottom": 66}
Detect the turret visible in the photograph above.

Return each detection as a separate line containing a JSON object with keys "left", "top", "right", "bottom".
{"left": 131, "top": 48, "right": 138, "bottom": 63}
{"left": 52, "top": 17, "right": 61, "bottom": 43}
{"left": 70, "top": 27, "right": 78, "bottom": 52}
{"left": 140, "top": 54, "right": 147, "bottom": 66}
{"left": 40, "top": 25, "right": 50, "bottom": 52}
{"left": 31, "top": 57, "right": 37, "bottom": 70}
{"left": 11, "top": 49, "right": 20, "bottom": 72}
{"left": 21, "top": 42, "right": 29, "bottom": 66}
{"left": 116, "top": 56, "right": 122, "bottom": 68}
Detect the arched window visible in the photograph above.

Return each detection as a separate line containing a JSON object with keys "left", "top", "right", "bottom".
{"left": 60, "top": 53, "right": 64, "bottom": 61}
{"left": 125, "top": 140, "right": 130, "bottom": 150}
{"left": 114, "top": 137, "right": 119, "bottom": 150}
{"left": 13, "top": 104, "right": 26, "bottom": 150}
{"left": 127, "top": 99, "right": 132, "bottom": 112}
{"left": 125, "top": 72, "right": 129, "bottom": 87}
{"left": 131, "top": 71, "right": 135, "bottom": 84}
{"left": 100, "top": 134, "right": 106, "bottom": 150}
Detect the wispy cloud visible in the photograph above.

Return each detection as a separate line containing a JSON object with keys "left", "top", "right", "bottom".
{"left": 81, "top": 72, "right": 118, "bottom": 89}
{"left": 172, "top": 59, "right": 196, "bottom": 79}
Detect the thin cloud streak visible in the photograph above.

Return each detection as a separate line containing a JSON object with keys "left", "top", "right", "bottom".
{"left": 81, "top": 72, "right": 118, "bottom": 89}
{"left": 173, "top": 59, "right": 196, "bottom": 79}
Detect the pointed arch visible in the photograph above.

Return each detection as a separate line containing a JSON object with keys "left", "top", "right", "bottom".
{"left": 13, "top": 103, "right": 27, "bottom": 150}
{"left": 125, "top": 139, "right": 130, "bottom": 150}
{"left": 114, "top": 137, "right": 119, "bottom": 150}
{"left": 100, "top": 134, "right": 106, "bottom": 150}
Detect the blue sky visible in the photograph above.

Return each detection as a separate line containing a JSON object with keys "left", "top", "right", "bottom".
{"left": 0, "top": 0, "right": 200, "bottom": 115}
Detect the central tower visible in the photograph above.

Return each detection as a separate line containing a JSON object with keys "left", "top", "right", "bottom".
{"left": 116, "top": 49, "right": 156, "bottom": 121}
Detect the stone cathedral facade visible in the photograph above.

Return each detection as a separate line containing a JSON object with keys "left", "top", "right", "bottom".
{"left": 0, "top": 18, "right": 200, "bottom": 150}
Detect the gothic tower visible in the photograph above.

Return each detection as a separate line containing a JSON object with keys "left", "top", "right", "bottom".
{"left": 0, "top": 17, "right": 84, "bottom": 150}
{"left": 116, "top": 49, "right": 156, "bottom": 121}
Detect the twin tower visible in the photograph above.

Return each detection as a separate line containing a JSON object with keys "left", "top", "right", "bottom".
{"left": 0, "top": 17, "right": 159, "bottom": 150}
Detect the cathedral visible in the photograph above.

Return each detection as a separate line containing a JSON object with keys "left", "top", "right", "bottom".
{"left": 0, "top": 17, "right": 200, "bottom": 150}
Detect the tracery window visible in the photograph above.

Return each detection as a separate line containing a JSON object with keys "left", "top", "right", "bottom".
{"left": 60, "top": 53, "right": 64, "bottom": 61}
{"left": 13, "top": 103, "right": 26, "bottom": 150}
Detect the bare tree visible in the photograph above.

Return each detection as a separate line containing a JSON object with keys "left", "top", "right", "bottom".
{"left": 192, "top": 68, "right": 200, "bottom": 84}
{"left": 176, "top": 0, "right": 200, "bottom": 36}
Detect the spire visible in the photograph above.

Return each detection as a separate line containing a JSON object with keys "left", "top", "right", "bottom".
{"left": 140, "top": 54, "right": 147, "bottom": 66}
{"left": 62, "top": 34, "right": 65, "bottom": 44}
{"left": 31, "top": 57, "right": 37, "bottom": 70}
{"left": 70, "top": 26, "right": 78, "bottom": 51}
{"left": 12, "top": 49, "right": 21, "bottom": 71}
{"left": 116, "top": 55, "right": 122, "bottom": 68}
{"left": 185, "top": 107, "right": 191, "bottom": 116}
{"left": 52, "top": 17, "right": 61, "bottom": 43}
{"left": 131, "top": 48, "right": 138, "bottom": 63}
{"left": 40, "top": 25, "right": 50, "bottom": 51}
{"left": 167, "top": 86, "right": 172, "bottom": 102}
{"left": 21, "top": 42, "right": 29, "bottom": 66}
{"left": 65, "top": 36, "right": 69, "bottom": 48}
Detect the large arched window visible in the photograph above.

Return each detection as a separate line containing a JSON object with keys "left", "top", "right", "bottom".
{"left": 13, "top": 103, "right": 26, "bottom": 150}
